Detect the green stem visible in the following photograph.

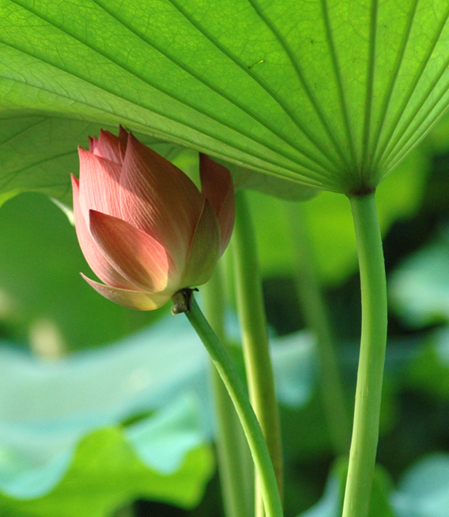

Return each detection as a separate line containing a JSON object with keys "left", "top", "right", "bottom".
{"left": 233, "top": 191, "right": 283, "bottom": 517}
{"left": 203, "top": 268, "right": 253, "bottom": 517}
{"left": 185, "top": 294, "right": 284, "bottom": 517}
{"left": 342, "top": 193, "right": 388, "bottom": 517}
{"left": 287, "top": 203, "right": 350, "bottom": 455}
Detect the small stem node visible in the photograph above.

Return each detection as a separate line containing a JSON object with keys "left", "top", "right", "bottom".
{"left": 171, "top": 288, "right": 198, "bottom": 315}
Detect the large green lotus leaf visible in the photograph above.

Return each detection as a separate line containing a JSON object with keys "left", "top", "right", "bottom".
{"left": 0, "top": 312, "right": 316, "bottom": 512}
{"left": 249, "top": 146, "right": 429, "bottom": 285}
{"left": 0, "top": 398, "right": 215, "bottom": 516}
{"left": 220, "top": 159, "right": 319, "bottom": 201}
{"left": 0, "top": 115, "right": 196, "bottom": 207}
{"left": 0, "top": 112, "right": 315, "bottom": 209}
{"left": 0, "top": 0, "right": 448, "bottom": 196}
{"left": 0, "top": 319, "right": 214, "bottom": 504}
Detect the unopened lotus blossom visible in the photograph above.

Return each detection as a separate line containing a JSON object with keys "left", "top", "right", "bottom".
{"left": 72, "top": 127, "right": 234, "bottom": 310}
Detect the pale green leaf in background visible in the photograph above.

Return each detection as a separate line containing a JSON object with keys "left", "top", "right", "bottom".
{"left": 0, "top": 309, "right": 316, "bottom": 513}
{"left": 392, "top": 454, "right": 449, "bottom": 517}
{"left": 390, "top": 229, "right": 449, "bottom": 328}
{"left": 0, "top": 414, "right": 214, "bottom": 517}
{"left": 0, "top": 319, "right": 213, "bottom": 503}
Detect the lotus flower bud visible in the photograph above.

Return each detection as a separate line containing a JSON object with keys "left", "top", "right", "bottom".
{"left": 72, "top": 128, "right": 235, "bottom": 310}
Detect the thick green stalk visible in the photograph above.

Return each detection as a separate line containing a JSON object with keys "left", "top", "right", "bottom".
{"left": 342, "top": 193, "right": 388, "bottom": 517}
{"left": 203, "top": 268, "right": 253, "bottom": 517}
{"left": 185, "top": 294, "right": 284, "bottom": 517}
{"left": 287, "top": 203, "right": 350, "bottom": 455}
{"left": 233, "top": 191, "right": 283, "bottom": 517}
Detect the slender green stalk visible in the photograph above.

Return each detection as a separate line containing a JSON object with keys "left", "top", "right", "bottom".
{"left": 233, "top": 191, "right": 283, "bottom": 517}
{"left": 342, "top": 193, "right": 388, "bottom": 517}
{"left": 203, "top": 268, "right": 253, "bottom": 517}
{"left": 184, "top": 293, "right": 284, "bottom": 517}
{"left": 287, "top": 203, "right": 350, "bottom": 455}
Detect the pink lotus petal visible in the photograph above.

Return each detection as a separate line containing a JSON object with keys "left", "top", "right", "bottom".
{"left": 200, "top": 155, "right": 235, "bottom": 254}
{"left": 74, "top": 129, "right": 235, "bottom": 312}
{"left": 78, "top": 147, "right": 123, "bottom": 219}
{"left": 119, "top": 134, "right": 202, "bottom": 269}
{"left": 89, "top": 210, "right": 179, "bottom": 293}
{"left": 81, "top": 274, "right": 172, "bottom": 310}
{"left": 72, "top": 175, "right": 135, "bottom": 289}
{"left": 180, "top": 199, "right": 221, "bottom": 289}
{"left": 90, "top": 129, "right": 125, "bottom": 164}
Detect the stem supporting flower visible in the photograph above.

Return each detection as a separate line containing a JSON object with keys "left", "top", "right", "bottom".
{"left": 175, "top": 290, "right": 283, "bottom": 517}
{"left": 203, "top": 269, "right": 253, "bottom": 517}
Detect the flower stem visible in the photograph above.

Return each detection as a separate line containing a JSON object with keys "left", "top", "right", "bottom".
{"left": 233, "top": 191, "right": 283, "bottom": 517}
{"left": 287, "top": 203, "right": 350, "bottom": 455}
{"left": 185, "top": 293, "right": 284, "bottom": 517}
{"left": 203, "top": 268, "right": 253, "bottom": 517}
{"left": 342, "top": 192, "right": 388, "bottom": 517}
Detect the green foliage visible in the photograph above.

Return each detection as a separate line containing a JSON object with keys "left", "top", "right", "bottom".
{"left": 298, "top": 453, "right": 449, "bottom": 517}
{"left": 406, "top": 329, "right": 449, "bottom": 399}
{"left": 392, "top": 454, "right": 449, "bottom": 517}
{"left": 0, "top": 320, "right": 218, "bottom": 514}
{"left": 1, "top": 1, "right": 449, "bottom": 515}
{"left": 390, "top": 230, "right": 449, "bottom": 327}
{"left": 249, "top": 146, "right": 429, "bottom": 285}
{"left": 0, "top": 192, "right": 159, "bottom": 350}
{"left": 0, "top": 415, "right": 214, "bottom": 517}
{"left": 298, "top": 459, "right": 395, "bottom": 517}
{"left": 0, "top": 292, "right": 316, "bottom": 515}
{"left": 1, "top": 0, "right": 449, "bottom": 200}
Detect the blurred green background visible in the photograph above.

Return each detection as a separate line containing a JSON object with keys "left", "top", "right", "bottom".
{"left": 1, "top": 115, "right": 449, "bottom": 517}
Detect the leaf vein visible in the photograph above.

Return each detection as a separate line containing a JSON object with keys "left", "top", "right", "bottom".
{"left": 0, "top": 117, "right": 47, "bottom": 146}
{"left": 369, "top": 0, "right": 418, "bottom": 169}
{"left": 375, "top": 3, "right": 449, "bottom": 170}
{"left": 91, "top": 0, "right": 337, "bottom": 174}
{"left": 247, "top": 0, "right": 351, "bottom": 174}
{"left": 0, "top": 69, "right": 329, "bottom": 189}
{"left": 321, "top": 0, "right": 358, "bottom": 169}
{"left": 5, "top": 0, "right": 334, "bottom": 184}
